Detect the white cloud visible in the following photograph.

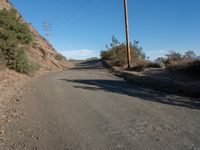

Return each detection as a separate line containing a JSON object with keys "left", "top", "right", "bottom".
{"left": 60, "top": 49, "right": 98, "bottom": 60}
{"left": 145, "top": 50, "right": 169, "bottom": 60}
{"left": 146, "top": 50, "right": 169, "bottom": 55}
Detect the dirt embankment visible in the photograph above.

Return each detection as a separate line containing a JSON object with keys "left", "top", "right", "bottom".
{"left": 0, "top": 0, "right": 71, "bottom": 71}
{"left": 102, "top": 61, "right": 200, "bottom": 98}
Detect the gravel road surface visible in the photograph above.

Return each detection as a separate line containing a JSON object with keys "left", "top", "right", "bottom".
{"left": 3, "top": 61, "right": 200, "bottom": 150}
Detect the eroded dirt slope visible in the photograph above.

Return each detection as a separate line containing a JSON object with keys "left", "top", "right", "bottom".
{"left": 0, "top": 0, "right": 71, "bottom": 70}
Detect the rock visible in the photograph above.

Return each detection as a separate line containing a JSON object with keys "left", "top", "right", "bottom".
{"left": 15, "top": 99, "right": 20, "bottom": 102}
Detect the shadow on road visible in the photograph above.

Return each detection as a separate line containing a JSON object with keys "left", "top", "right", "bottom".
{"left": 59, "top": 79, "right": 200, "bottom": 110}
{"left": 71, "top": 60, "right": 105, "bottom": 70}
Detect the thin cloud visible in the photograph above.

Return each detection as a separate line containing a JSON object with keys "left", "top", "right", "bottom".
{"left": 60, "top": 49, "right": 98, "bottom": 60}
{"left": 146, "top": 49, "right": 200, "bottom": 60}
{"left": 146, "top": 50, "right": 169, "bottom": 55}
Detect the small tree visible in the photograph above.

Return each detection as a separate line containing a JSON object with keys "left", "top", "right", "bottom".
{"left": 155, "top": 57, "right": 166, "bottom": 67}
{"left": 110, "top": 35, "right": 119, "bottom": 48}
{"left": 165, "top": 51, "right": 182, "bottom": 65}
{"left": 183, "top": 50, "right": 196, "bottom": 60}
{"left": 131, "top": 41, "right": 146, "bottom": 63}
{"left": 101, "top": 36, "right": 146, "bottom": 67}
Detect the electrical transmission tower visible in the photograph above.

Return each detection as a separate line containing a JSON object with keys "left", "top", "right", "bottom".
{"left": 43, "top": 23, "right": 51, "bottom": 42}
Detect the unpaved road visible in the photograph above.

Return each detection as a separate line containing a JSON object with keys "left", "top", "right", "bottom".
{"left": 2, "top": 61, "right": 200, "bottom": 150}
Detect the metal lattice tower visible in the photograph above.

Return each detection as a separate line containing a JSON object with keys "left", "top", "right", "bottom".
{"left": 43, "top": 23, "right": 51, "bottom": 42}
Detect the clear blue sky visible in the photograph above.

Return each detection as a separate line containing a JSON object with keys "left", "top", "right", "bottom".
{"left": 11, "top": 0, "right": 200, "bottom": 60}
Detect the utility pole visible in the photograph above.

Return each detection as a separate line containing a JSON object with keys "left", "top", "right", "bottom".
{"left": 43, "top": 23, "right": 51, "bottom": 42}
{"left": 123, "top": 0, "right": 131, "bottom": 69}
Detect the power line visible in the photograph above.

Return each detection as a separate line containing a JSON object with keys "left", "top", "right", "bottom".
{"left": 85, "top": 0, "right": 107, "bottom": 15}
{"left": 50, "top": 0, "right": 85, "bottom": 24}
{"left": 54, "top": 0, "right": 108, "bottom": 33}
{"left": 54, "top": 0, "right": 93, "bottom": 31}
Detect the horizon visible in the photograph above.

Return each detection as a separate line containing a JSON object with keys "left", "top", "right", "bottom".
{"left": 11, "top": 0, "right": 200, "bottom": 60}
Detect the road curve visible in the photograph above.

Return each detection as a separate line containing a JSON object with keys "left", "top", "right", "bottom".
{"left": 4, "top": 60, "right": 200, "bottom": 150}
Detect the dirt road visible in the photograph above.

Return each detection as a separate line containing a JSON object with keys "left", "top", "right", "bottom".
{"left": 2, "top": 61, "right": 200, "bottom": 150}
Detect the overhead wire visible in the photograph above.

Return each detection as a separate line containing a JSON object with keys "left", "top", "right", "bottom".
{"left": 53, "top": 0, "right": 93, "bottom": 30}
{"left": 50, "top": 0, "right": 86, "bottom": 24}
{"left": 53, "top": 0, "right": 109, "bottom": 33}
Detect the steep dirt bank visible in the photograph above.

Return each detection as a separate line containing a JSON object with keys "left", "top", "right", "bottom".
{"left": 0, "top": 0, "right": 73, "bottom": 105}
{"left": 0, "top": 0, "right": 70, "bottom": 70}
{"left": 102, "top": 61, "right": 200, "bottom": 98}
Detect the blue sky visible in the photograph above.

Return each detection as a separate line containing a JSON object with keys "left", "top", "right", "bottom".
{"left": 11, "top": 0, "right": 200, "bottom": 60}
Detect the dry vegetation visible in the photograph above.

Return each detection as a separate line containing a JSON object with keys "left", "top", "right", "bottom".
{"left": 101, "top": 36, "right": 146, "bottom": 68}
{"left": 156, "top": 51, "right": 200, "bottom": 79}
{"left": 101, "top": 36, "right": 200, "bottom": 97}
{"left": 101, "top": 36, "right": 199, "bottom": 79}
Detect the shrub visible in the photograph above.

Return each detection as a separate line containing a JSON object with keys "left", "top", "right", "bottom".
{"left": 15, "top": 49, "right": 29, "bottom": 73}
{"left": 87, "top": 57, "right": 99, "bottom": 61}
{"left": 0, "top": 8, "right": 33, "bottom": 44}
{"left": 15, "top": 49, "right": 40, "bottom": 74}
{"left": 130, "top": 61, "right": 161, "bottom": 72}
{"left": 101, "top": 50, "right": 112, "bottom": 60}
{"left": 101, "top": 36, "right": 146, "bottom": 67}
{"left": 0, "top": 8, "right": 37, "bottom": 74}
{"left": 166, "top": 60, "right": 200, "bottom": 78}
{"left": 3, "top": 47, "right": 40, "bottom": 74}
{"left": 54, "top": 54, "right": 67, "bottom": 61}
{"left": 165, "top": 51, "right": 182, "bottom": 66}
{"left": 183, "top": 50, "right": 196, "bottom": 60}
{"left": 146, "top": 62, "right": 162, "bottom": 68}
{"left": 155, "top": 57, "right": 166, "bottom": 67}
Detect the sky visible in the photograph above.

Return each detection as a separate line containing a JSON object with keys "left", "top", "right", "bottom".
{"left": 11, "top": 0, "right": 200, "bottom": 60}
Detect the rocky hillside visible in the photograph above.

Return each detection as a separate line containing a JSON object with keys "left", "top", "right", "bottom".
{"left": 0, "top": 0, "right": 69, "bottom": 71}
{"left": 0, "top": 0, "right": 12, "bottom": 10}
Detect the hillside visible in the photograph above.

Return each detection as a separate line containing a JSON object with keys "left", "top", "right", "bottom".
{"left": 0, "top": 0, "right": 72, "bottom": 116}
{"left": 0, "top": 1, "right": 72, "bottom": 143}
{"left": 0, "top": 0, "right": 69, "bottom": 72}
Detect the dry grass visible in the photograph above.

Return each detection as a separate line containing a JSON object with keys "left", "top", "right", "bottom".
{"left": 167, "top": 60, "right": 200, "bottom": 79}
{"left": 130, "top": 60, "right": 162, "bottom": 72}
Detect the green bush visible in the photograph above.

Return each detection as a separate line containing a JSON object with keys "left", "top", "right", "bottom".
{"left": 15, "top": 49, "right": 40, "bottom": 74}
{"left": 0, "top": 8, "right": 37, "bottom": 74}
{"left": 0, "top": 8, "right": 33, "bottom": 44}
{"left": 101, "top": 36, "right": 146, "bottom": 67}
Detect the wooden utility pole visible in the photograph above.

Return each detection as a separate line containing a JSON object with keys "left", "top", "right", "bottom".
{"left": 123, "top": 0, "right": 131, "bottom": 69}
